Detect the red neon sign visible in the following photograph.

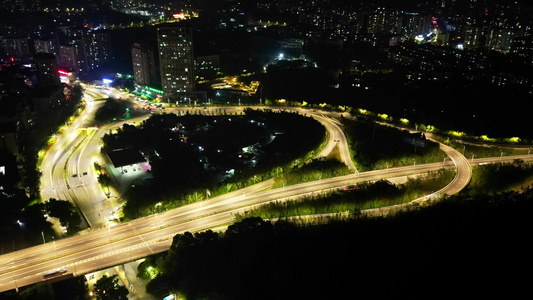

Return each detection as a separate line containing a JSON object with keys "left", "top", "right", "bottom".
{"left": 58, "top": 70, "right": 69, "bottom": 75}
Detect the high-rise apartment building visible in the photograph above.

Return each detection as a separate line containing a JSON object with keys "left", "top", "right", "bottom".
{"left": 131, "top": 42, "right": 157, "bottom": 86}
{"left": 59, "top": 44, "right": 79, "bottom": 72}
{"left": 157, "top": 24, "right": 195, "bottom": 104}
{"left": 58, "top": 27, "right": 112, "bottom": 73}
{"left": 401, "top": 13, "right": 433, "bottom": 38}
{"left": 90, "top": 30, "right": 113, "bottom": 69}
{"left": 2, "top": 37, "right": 31, "bottom": 60}
{"left": 34, "top": 38, "right": 60, "bottom": 61}
{"left": 33, "top": 53, "right": 60, "bottom": 88}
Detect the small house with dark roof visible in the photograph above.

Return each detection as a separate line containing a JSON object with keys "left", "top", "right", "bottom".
{"left": 106, "top": 148, "right": 148, "bottom": 172}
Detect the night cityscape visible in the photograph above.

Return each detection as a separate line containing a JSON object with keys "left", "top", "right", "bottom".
{"left": 1, "top": 0, "right": 532, "bottom": 299}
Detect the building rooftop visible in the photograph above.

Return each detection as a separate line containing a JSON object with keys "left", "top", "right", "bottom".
{"left": 107, "top": 148, "right": 146, "bottom": 168}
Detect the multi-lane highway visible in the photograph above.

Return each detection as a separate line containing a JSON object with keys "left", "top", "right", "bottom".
{"left": 41, "top": 88, "right": 115, "bottom": 227}
{"left": 307, "top": 113, "right": 357, "bottom": 171}
{"left": 40, "top": 87, "right": 152, "bottom": 227}
{"left": 2, "top": 150, "right": 531, "bottom": 292}
{"left": 1, "top": 85, "right": 532, "bottom": 292}
{"left": 40, "top": 93, "right": 104, "bottom": 227}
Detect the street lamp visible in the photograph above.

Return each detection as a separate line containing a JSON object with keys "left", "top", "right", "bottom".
{"left": 155, "top": 202, "right": 163, "bottom": 221}
{"left": 52, "top": 236, "right": 57, "bottom": 258}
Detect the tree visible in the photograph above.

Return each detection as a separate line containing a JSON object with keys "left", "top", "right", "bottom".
{"left": 137, "top": 255, "right": 163, "bottom": 280}
{"left": 21, "top": 152, "right": 42, "bottom": 198}
{"left": 0, "top": 290, "right": 22, "bottom": 300}
{"left": 94, "top": 275, "right": 128, "bottom": 300}
{"left": 51, "top": 276, "right": 88, "bottom": 300}
{"left": 19, "top": 282, "right": 54, "bottom": 300}
{"left": 97, "top": 173, "right": 112, "bottom": 191}
{"left": 45, "top": 199, "right": 81, "bottom": 235}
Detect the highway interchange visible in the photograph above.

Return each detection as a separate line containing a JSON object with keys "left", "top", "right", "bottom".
{"left": 1, "top": 86, "right": 532, "bottom": 292}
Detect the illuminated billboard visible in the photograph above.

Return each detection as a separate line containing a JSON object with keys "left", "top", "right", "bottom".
{"left": 58, "top": 70, "right": 73, "bottom": 84}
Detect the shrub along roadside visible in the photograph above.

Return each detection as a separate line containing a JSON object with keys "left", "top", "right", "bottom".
{"left": 466, "top": 159, "right": 533, "bottom": 195}
{"left": 236, "top": 168, "right": 455, "bottom": 221}
{"left": 272, "top": 157, "right": 350, "bottom": 188}
{"left": 443, "top": 139, "right": 531, "bottom": 159}
{"left": 343, "top": 119, "right": 445, "bottom": 171}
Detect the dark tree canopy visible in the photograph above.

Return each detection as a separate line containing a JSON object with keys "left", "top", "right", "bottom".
{"left": 45, "top": 199, "right": 81, "bottom": 235}
{"left": 19, "top": 282, "right": 54, "bottom": 300}
{"left": 94, "top": 275, "right": 128, "bottom": 300}
{"left": 145, "top": 188, "right": 533, "bottom": 300}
